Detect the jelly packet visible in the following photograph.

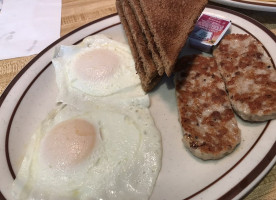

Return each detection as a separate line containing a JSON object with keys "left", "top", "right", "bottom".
{"left": 189, "top": 14, "right": 231, "bottom": 53}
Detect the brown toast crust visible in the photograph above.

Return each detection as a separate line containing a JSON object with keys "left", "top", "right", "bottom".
{"left": 116, "top": 0, "right": 161, "bottom": 92}
{"left": 120, "top": 0, "right": 158, "bottom": 80}
{"left": 139, "top": 0, "right": 208, "bottom": 76}
{"left": 175, "top": 55, "right": 241, "bottom": 160}
{"left": 128, "top": 0, "right": 164, "bottom": 76}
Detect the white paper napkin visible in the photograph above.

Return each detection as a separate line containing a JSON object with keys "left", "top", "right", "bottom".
{"left": 0, "top": 0, "right": 3, "bottom": 11}
{"left": 0, "top": 0, "right": 61, "bottom": 60}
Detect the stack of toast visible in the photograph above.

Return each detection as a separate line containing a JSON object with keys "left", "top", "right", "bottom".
{"left": 116, "top": 0, "right": 208, "bottom": 92}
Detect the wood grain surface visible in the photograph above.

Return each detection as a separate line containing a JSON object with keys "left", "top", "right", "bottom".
{"left": 0, "top": 0, "right": 276, "bottom": 199}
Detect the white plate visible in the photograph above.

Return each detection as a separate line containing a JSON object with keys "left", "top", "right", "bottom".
{"left": 0, "top": 5, "right": 276, "bottom": 200}
{"left": 210, "top": 0, "right": 276, "bottom": 12}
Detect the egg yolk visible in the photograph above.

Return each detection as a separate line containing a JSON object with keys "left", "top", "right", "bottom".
{"left": 73, "top": 49, "right": 120, "bottom": 82}
{"left": 41, "top": 119, "right": 96, "bottom": 168}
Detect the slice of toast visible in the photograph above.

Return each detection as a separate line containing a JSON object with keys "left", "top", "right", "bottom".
{"left": 116, "top": 0, "right": 161, "bottom": 92}
{"left": 139, "top": 0, "right": 208, "bottom": 76}
{"left": 174, "top": 55, "right": 241, "bottom": 160}
{"left": 128, "top": 0, "right": 164, "bottom": 76}
{"left": 214, "top": 34, "right": 276, "bottom": 121}
{"left": 120, "top": 0, "right": 158, "bottom": 80}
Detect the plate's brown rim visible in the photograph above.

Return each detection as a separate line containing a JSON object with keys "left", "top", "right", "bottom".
{"left": 231, "top": 0, "right": 276, "bottom": 7}
{"left": 212, "top": 0, "right": 276, "bottom": 8}
{"left": 0, "top": 4, "right": 276, "bottom": 200}
{"left": 233, "top": 0, "right": 276, "bottom": 7}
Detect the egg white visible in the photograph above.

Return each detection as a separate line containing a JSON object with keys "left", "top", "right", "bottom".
{"left": 12, "top": 104, "right": 162, "bottom": 200}
{"left": 52, "top": 34, "right": 145, "bottom": 108}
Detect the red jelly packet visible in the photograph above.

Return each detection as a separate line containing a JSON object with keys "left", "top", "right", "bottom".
{"left": 189, "top": 14, "right": 231, "bottom": 52}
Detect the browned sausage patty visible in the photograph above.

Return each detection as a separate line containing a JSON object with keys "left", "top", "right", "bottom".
{"left": 214, "top": 34, "right": 276, "bottom": 121}
{"left": 174, "top": 55, "right": 241, "bottom": 160}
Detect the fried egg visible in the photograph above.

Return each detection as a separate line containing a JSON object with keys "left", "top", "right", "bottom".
{"left": 12, "top": 104, "right": 162, "bottom": 200}
{"left": 12, "top": 34, "right": 162, "bottom": 200}
{"left": 52, "top": 34, "right": 145, "bottom": 108}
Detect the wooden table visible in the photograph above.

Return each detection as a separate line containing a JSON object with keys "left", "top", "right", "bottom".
{"left": 0, "top": 0, "right": 276, "bottom": 199}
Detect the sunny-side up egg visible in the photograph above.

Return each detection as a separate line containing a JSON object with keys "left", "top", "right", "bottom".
{"left": 52, "top": 34, "right": 146, "bottom": 108}
{"left": 12, "top": 104, "right": 162, "bottom": 200}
